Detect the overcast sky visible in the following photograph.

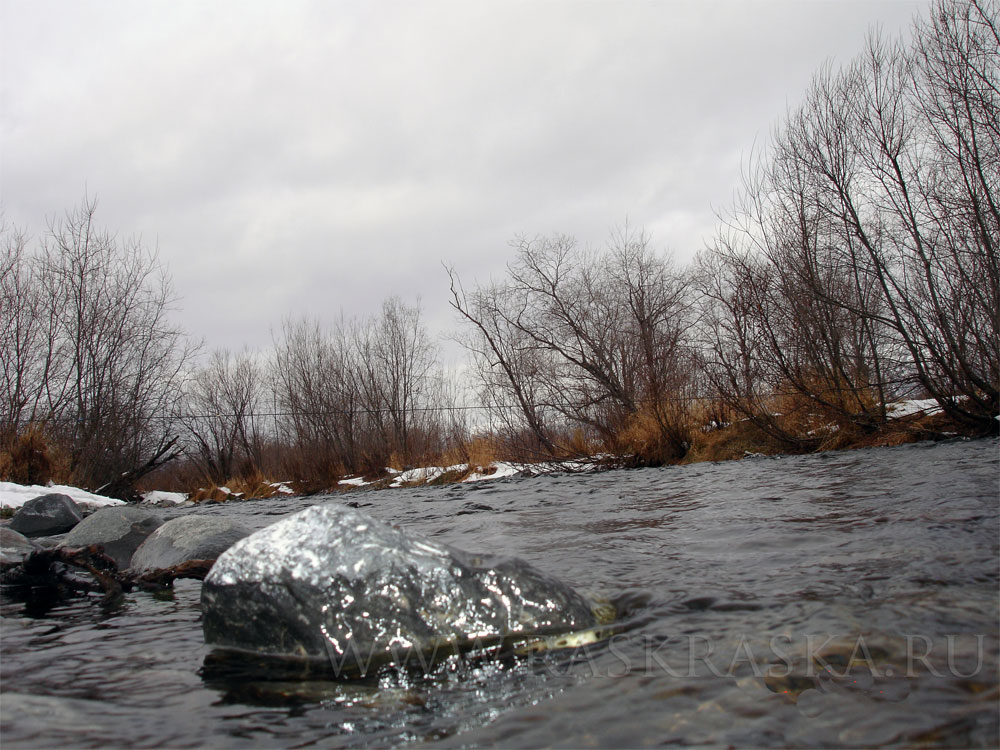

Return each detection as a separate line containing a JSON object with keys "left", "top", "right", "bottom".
{"left": 1, "top": 0, "right": 929, "bottom": 361}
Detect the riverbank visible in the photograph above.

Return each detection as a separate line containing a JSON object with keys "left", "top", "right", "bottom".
{"left": 1, "top": 398, "right": 989, "bottom": 511}
{"left": 158, "top": 397, "right": 996, "bottom": 504}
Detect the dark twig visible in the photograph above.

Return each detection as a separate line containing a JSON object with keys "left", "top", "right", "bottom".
{"left": 1, "top": 545, "right": 215, "bottom": 602}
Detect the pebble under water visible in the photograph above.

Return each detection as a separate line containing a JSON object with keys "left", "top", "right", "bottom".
{"left": 2, "top": 438, "right": 998, "bottom": 748}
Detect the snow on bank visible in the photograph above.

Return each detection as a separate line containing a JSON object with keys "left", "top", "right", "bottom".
{"left": 141, "top": 490, "right": 188, "bottom": 506}
{"left": 336, "top": 461, "right": 528, "bottom": 489}
{"left": 0, "top": 481, "right": 124, "bottom": 510}
{"left": 463, "top": 462, "right": 521, "bottom": 482}
{"left": 337, "top": 476, "right": 370, "bottom": 487}
{"left": 887, "top": 398, "right": 943, "bottom": 418}
{"left": 390, "top": 464, "right": 466, "bottom": 487}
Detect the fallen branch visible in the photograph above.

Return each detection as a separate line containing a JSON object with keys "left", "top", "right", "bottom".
{"left": 96, "top": 436, "right": 184, "bottom": 502}
{"left": 1, "top": 544, "right": 215, "bottom": 603}
{"left": 132, "top": 559, "right": 216, "bottom": 590}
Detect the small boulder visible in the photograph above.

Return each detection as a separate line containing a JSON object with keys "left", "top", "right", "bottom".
{"left": 202, "top": 504, "right": 597, "bottom": 676}
{"left": 0, "top": 527, "right": 40, "bottom": 566}
{"left": 8, "top": 494, "right": 83, "bottom": 537}
{"left": 129, "top": 516, "right": 252, "bottom": 573}
{"left": 61, "top": 506, "right": 163, "bottom": 569}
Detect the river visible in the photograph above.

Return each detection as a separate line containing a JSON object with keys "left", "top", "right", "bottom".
{"left": 2, "top": 438, "right": 997, "bottom": 748}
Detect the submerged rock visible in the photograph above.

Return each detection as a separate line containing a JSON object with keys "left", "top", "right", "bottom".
{"left": 202, "top": 504, "right": 597, "bottom": 675}
{"left": 129, "top": 516, "right": 251, "bottom": 573}
{"left": 60, "top": 507, "right": 163, "bottom": 569}
{"left": 8, "top": 494, "right": 83, "bottom": 538}
{"left": 0, "top": 527, "right": 40, "bottom": 566}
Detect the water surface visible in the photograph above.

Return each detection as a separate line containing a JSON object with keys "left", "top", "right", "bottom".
{"left": 2, "top": 438, "right": 997, "bottom": 747}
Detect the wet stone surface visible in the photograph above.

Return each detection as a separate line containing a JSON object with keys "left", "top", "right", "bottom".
{"left": 60, "top": 506, "right": 163, "bottom": 569}
{"left": 129, "top": 516, "right": 251, "bottom": 573}
{"left": 8, "top": 494, "right": 83, "bottom": 538}
{"left": 0, "top": 528, "right": 39, "bottom": 566}
{"left": 202, "top": 503, "right": 597, "bottom": 674}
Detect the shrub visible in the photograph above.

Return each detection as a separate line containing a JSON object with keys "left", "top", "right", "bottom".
{"left": 3, "top": 426, "right": 53, "bottom": 485}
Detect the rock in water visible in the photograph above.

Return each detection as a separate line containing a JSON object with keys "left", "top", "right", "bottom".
{"left": 202, "top": 504, "right": 596, "bottom": 675}
{"left": 0, "top": 527, "right": 40, "bottom": 565}
{"left": 8, "top": 494, "right": 83, "bottom": 537}
{"left": 60, "top": 507, "right": 163, "bottom": 569}
{"left": 129, "top": 516, "right": 251, "bottom": 573}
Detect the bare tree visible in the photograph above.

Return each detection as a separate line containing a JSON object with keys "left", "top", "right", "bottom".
{"left": 449, "top": 225, "right": 696, "bottom": 462}
{"left": 368, "top": 296, "right": 436, "bottom": 459}
{"left": 272, "top": 296, "right": 443, "bottom": 479}
{"left": 0, "top": 223, "right": 44, "bottom": 442}
{"left": 698, "top": 0, "right": 998, "bottom": 440}
{"left": 0, "top": 197, "right": 194, "bottom": 491}
{"left": 273, "top": 317, "right": 358, "bottom": 478}
{"left": 448, "top": 268, "right": 560, "bottom": 458}
{"left": 184, "top": 348, "right": 266, "bottom": 484}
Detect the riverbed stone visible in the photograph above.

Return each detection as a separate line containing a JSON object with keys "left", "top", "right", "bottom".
{"left": 129, "top": 516, "right": 252, "bottom": 573}
{"left": 202, "top": 503, "right": 597, "bottom": 675}
{"left": 0, "top": 527, "right": 40, "bottom": 565}
{"left": 60, "top": 506, "right": 163, "bottom": 569}
{"left": 8, "top": 494, "right": 83, "bottom": 537}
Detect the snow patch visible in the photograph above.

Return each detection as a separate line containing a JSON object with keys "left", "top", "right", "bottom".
{"left": 141, "top": 490, "right": 187, "bottom": 506}
{"left": 0, "top": 481, "right": 124, "bottom": 510}
{"left": 887, "top": 399, "right": 943, "bottom": 418}
{"left": 390, "top": 464, "right": 466, "bottom": 487}
{"left": 463, "top": 462, "right": 520, "bottom": 482}
{"left": 338, "top": 476, "right": 369, "bottom": 487}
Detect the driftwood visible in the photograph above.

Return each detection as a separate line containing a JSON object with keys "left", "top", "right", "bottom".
{"left": 1, "top": 544, "right": 214, "bottom": 604}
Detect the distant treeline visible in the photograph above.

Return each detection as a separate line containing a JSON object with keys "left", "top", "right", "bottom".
{"left": 1, "top": 0, "right": 996, "bottom": 495}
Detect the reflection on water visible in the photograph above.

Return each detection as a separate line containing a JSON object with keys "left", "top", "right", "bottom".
{"left": 2, "top": 438, "right": 998, "bottom": 747}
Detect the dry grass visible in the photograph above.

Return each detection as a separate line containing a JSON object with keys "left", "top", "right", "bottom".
{"left": 616, "top": 409, "right": 662, "bottom": 462}
{"left": 683, "top": 419, "right": 788, "bottom": 463}
{"left": 438, "top": 434, "right": 503, "bottom": 473}
{"left": 188, "top": 470, "right": 292, "bottom": 503}
{"left": 0, "top": 424, "right": 74, "bottom": 486}
{"left": 681, "top": 398, "right": 974, "bottom": 465}
{"left": 559, "top": 427, "right": 600, "bottom": 459}
{"left": 465, "top": 435, "right": 502, "bottom": 469}
{"left": 613, "top": 402, "right": 694, "bottom": 466}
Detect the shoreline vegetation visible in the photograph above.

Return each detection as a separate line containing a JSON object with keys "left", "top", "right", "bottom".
{"left": 0, "top": 398, "right": 983, "bottom": 514}
{"left": 2, "top": 0, "right": 997, "bottom": 504}
{"left": 155, "top": 404, "right": 1000, "bottom": 505}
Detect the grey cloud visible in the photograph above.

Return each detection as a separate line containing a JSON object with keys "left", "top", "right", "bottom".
{"left": 1, "top": 0, "right": 929, "bottom": 352}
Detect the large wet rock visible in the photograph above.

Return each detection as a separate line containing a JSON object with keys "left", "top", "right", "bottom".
{"left": 0, "top": 527, "right": 40, "bottom": 566}
{"left": 60, "top": 507, "right": 163, "bottom": 569}
{"left": 8, "top": 494, "right": 83, "bottom": 538}
{"left": 202, "top": 504, "right": 596, "bottom": 675}
{"left": 129, "top": 516, "right": 251, "bottom": 573}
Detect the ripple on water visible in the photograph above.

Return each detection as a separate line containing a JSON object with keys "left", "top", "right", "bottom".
{"left": 1, "top": 438, "right": 997, "bottom": 747}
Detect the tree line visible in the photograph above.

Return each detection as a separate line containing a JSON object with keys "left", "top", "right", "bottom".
{"left": 1, "top": 0, "right": 995, "bottom": 495}
{"left": 1, "top": 202, "right": 467, "bottom": 493}
{"left": 449, "top": 0, "right": 997, "bottom": 461}
{"left": 696, "top": 0, "right": 997, "bottom": 445}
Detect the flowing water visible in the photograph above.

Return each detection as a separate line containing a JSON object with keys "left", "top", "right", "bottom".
{"left": 2, "top": 438, "right": 998, "bottom": 748}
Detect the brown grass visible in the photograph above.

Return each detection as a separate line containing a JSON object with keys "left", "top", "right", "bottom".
{"left": 1, "top": 425, "right": 54, "bottom": 485}
{"left": 613, "top": 401, "right": 695, "bottom": 466}
{"left": 680, "top": 399, "right": 972, "bottom": 465}
{"left": 188, "top": 470, "right": 293, "bottom": 503}
{"left": 560, "top": 427, "right": 600, "bottom": 459}
{"left": 683, "top": 418, "right": 786, "bottom": 463}
{"left": 465, "top": 435, "right": 502, "bottom": 469}
{"left": 437, "top": 434, "right": 503, "bottom": 474}
{"left": 616, "top": 409, "right": 660, "bottom": 461}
